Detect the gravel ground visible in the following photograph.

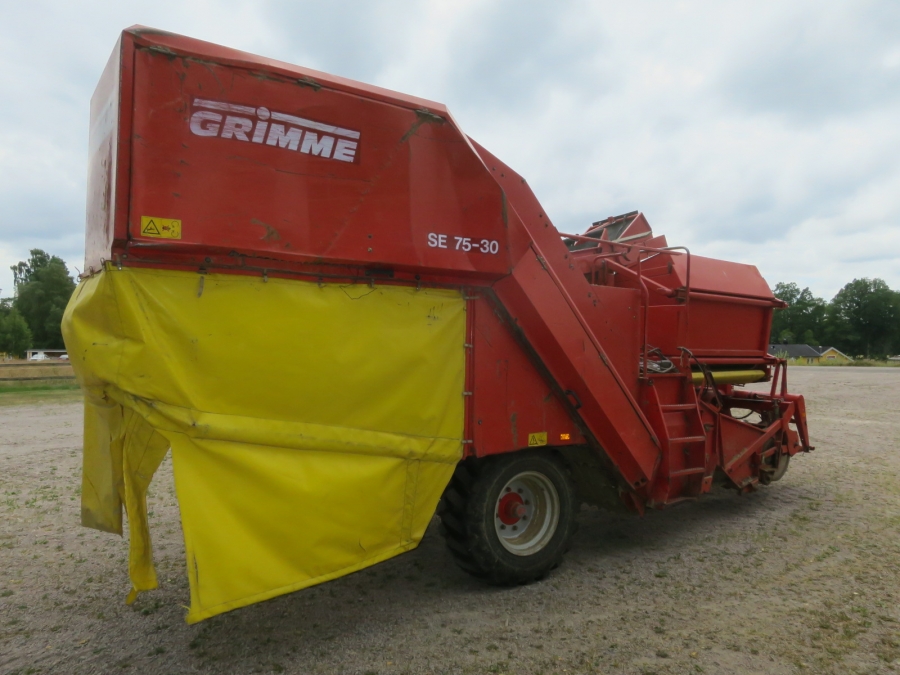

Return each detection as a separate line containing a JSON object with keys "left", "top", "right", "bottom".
{"left": 1, "top": 368, "right": 899, "bottom": 675}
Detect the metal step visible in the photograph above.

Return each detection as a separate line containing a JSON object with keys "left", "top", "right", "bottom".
{"left": 670, "top": 467, "right": 706, "bottom": 477}
{"left": 668, "top": 435, "right": 706, "bottom": 444}
{"left": 661, "top": 403, "right": 696, "bottom": 411}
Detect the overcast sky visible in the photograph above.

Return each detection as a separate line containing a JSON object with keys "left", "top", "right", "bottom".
{"left": 1, "top": 0, "right": 898, "bottom": 300}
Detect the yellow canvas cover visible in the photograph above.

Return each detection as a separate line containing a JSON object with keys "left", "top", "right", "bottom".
{"left": 62, "top": 265, "right": 465, "bottom": 622}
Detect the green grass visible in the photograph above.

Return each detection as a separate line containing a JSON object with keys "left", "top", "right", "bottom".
{"left": 0, "top": 379, "right": 82, "bottom": 406}
{"left": 788, "top": 359, "right": 900, "bottom": 368}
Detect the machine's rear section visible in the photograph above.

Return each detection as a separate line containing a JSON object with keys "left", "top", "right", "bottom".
{"left": 66, "top": 26, "right": 811, "bottom": 622}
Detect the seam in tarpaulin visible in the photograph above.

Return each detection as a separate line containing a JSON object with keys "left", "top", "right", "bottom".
{"left": 110, "top": 391, "right": 463, "bottom": 462}
{"left": 401, "top": 459, "right": 420, "bottom": 544}
{"left": 105, "top": 266, "right": 128, "bottom": 391}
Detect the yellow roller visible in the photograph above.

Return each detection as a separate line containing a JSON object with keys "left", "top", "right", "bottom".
{"left": 691, "top": 370, "right": 767, "bottom": 385}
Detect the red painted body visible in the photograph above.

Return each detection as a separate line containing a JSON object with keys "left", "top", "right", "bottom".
{"left": 86, "top": 27, "right": 811, "bottom": 512}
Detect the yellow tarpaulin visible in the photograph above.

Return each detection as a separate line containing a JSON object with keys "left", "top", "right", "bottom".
{"left": 62, "top": 265, "right": 465, "bottom": 623}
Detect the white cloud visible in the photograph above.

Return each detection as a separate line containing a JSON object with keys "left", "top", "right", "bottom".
{"left": 0, "top": 0, "right": 898, "bottom": 302}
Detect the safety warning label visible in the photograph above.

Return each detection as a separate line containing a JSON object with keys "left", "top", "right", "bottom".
{"left": 140, "top": 216, "right": 181, "bottom": 239}
{"left": 527, "top": 432, "right": 548, "bottom": 447}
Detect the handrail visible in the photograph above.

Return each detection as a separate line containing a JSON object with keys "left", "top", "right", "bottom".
{"left": 637, "top": 252, "right": 650, "bottom": 377}
{"left": 663, "top": 247, "right": 691, "bottom": 345}
{"left": 579, "top": 241, "right": 692, "bottom": 368}
{"left": 591, "top": 258, "right": 671, "bottom": 295}
{"left": 560, "top": 232, "right": 679, "bottom": 256}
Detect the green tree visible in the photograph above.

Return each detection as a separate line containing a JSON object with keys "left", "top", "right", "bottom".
{"left": 826, "top": 278, "right": 900, "bottom": 358}
{"left": 10, "top": 249, "right": 54, "bottom": 287}
{"left": 0, "top": 305, "right": 33, "bottom": 358}
{"left": 10, "top": 249, "right": 76, "bottom": 349}
{"left": 771, "top": 282, "right": 827, "bottom": 345}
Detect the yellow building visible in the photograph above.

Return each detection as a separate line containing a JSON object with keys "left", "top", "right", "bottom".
{"left": 816, "top": 346, "right": 853, "bottom": 363}
{"left": 769, "top": 344, "right": 854, "bottom": 364}
{"left": 769, "top": 344, "right": 822, "bottom": 364}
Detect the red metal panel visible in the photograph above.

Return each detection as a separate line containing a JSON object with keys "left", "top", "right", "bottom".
{"left": 582, "top": 286, "right": 641, "bottom": 396}
{"left": 88, "top": 27, "right": 522, "bottom": 281}
{"left": 85, "top": 40, "right": 120, "bottom": 272}
{"left": 681, "top": 296, "right": 770, "bottom": 357}
{"left": 470, "top": 297, "right": 584, "bottom": 456}
{"left": 85, "top": 35, "right": 134, "bottom": 272}
{"left": 670, "top": 254, "right": 774, "bottom": 300}
{"left": 126, "top": 44, "right": 509, "bottom": 276}
{"left": 493, "top": 249, "right": 661, "bottom": 489}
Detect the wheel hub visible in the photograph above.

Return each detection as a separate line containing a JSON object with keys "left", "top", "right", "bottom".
{"left": 497, "top": 492, "right": 527, "bottom": 525}
{"left": 494, "top": 471, "right": 560, "bottom": 556}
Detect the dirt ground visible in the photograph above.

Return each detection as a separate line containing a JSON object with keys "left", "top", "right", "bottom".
{"left": 1, "top": 368, "right": 899, "bottom": 675}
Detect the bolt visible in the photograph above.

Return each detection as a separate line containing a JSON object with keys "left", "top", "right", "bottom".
{"left": 500, "top": 525, "right": 506, "bottom": 530}
{"left": 517, "top": 488, "right": 523, "bottom": 494}
{"left": 505, "top": 487, "right": 511, "bottom": 493}
{"left": 512, "top": 526, "right": 518, "bottom": 531}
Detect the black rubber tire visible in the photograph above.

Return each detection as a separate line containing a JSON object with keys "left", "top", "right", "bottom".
{"left": 437, "top": 451, "right": 577, "bottom": 585}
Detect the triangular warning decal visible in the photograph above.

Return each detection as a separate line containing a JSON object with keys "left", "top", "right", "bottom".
{"left": 142, "top": 219, "right": 161, "bottom": 235}
{"left": 139, "top": 216, "right": 182, "bottom": 239}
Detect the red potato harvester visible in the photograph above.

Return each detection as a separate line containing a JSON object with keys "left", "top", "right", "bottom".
{"left": 64, "top": 26, "right": 811, "bottom": 623}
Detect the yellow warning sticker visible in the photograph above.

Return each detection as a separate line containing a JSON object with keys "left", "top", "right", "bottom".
{"left": 528, "top": 432, "right": 548, "bottom": 447}
{"left": 140, "top": 216, "right": 181, "bottom": 239}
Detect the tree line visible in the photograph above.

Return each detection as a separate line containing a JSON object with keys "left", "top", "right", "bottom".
{"left": 0, "top": 249, "right": 76, "bottom": 358}
{"left": 0, "top": 248, "right": 897, "bottom": 361}
{"left": 771, "top": 278, "right": 900, "bottom": 359}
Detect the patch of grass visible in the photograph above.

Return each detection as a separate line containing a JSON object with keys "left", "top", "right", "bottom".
{"left": 0, "top": 380, "right": 81, "bottom": 406}
{"left": 791, "top": 359, "right": 900, "bottom": 367}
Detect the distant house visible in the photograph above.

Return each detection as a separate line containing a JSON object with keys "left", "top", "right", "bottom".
{"left": 769, "top": 344, "right": 823, "bottom": 364}
{"left": 815, "top": 346, "right": 853, "bottom": 363}
{"left": 768, "top": 344, "right": 853, "bottom": 364}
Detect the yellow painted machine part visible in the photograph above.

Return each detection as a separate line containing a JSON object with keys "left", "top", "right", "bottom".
{"left": 62, "top": 266, "right": 466, "bottom": 623}
{"left": 691, "top": 370, "right": 767, "bottom": 385}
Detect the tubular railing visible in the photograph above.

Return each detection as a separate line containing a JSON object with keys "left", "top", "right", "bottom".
{"left": 560, "top": 232, "right": 691, "bottom": 378}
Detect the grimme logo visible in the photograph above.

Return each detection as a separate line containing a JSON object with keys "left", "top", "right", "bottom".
{"left": 189, "top": 98, "right": 359, "bottom": 163}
